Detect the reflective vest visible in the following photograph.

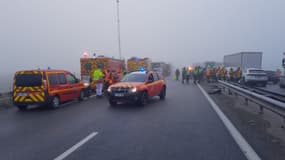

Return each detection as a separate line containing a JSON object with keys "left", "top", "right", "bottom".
{"left": 93, "top": 69, "right": 104, "bottom": 82}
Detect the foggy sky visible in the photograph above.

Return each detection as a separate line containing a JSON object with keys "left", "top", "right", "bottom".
{"left": 1, "top": 0, "right": 284, "bottom": 76}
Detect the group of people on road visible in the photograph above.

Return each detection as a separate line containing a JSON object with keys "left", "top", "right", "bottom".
{"left": 175, "top": 65, "right": 243, "bottom": 84}
{"left": 175, "top": 66, "right": 203, "bottom": 84}
{"left": 205, "top": 66, "right": 242, "bottom": 83}
{"left": 92, "top": 67, "right": 124, "bottom": 97}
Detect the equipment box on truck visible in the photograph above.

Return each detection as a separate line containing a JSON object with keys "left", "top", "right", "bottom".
{"left": 127, "top": 57, "right": 152, "bottom": 72}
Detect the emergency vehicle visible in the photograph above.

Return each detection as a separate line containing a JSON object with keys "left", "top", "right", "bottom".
{"left": 13, "top": 70, "right": 88, "bottom": 110}
{"left": 107, "top": 70, "right": 166, "bottom": 106}
{"left": 80, "top": 56, "right": 126, "bottom": 92}
{"left": 127, "top": 57, "right": 152, "bottom": 72}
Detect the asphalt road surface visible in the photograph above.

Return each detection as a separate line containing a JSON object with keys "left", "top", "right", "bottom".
{"left": 261, "top": 84, "right": 285, "bottom": 96}
{"left": 0, "top": 80, "right": 248, "bottom": 160}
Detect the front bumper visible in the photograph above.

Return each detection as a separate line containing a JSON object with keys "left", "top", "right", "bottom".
{"left": 107, "top": 91, "right": 142, "bottom": 103}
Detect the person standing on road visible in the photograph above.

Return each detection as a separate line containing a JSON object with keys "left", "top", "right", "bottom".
{"left": 186, "top": 67, "right": 191, "bottom": 84}
{"left": 235, "top": 67, "right": 242, "bottom": 83}
{"left": 193, "top": 67, "right": 199, "bottom": 84}
{"left": 93, "top": 68, "right": 104, "bottom": 97}
{"left": 229, "top": 68, "right": 234, "bottom": 82}
{"left": 175, "top": 69, "right": 180, "bottom": 81}
{"left": 182, "top": 67, "right": 187, "bottom": 84}
{"left": 206, "top": 67, "right": 211, "bottom": 83}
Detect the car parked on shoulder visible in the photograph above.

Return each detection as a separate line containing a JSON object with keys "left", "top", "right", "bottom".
{"left": 107, "top": 71, "right": 166, "bottom": 106}
{"left": 13, "top": 69, "right": 89, "bottom": 110}
{"left": 241, "top": 68, "right": 268, "bottom": 87}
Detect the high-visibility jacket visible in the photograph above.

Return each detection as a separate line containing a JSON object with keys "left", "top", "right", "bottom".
{"left": 229, "top": 69, "right": 234, "bottom": 78}
{"left": 218, "top": 69, "right": 223, "bottom": 76}
{"left": 206, "top": 69, "right": 211, "bottom": 77}
{"left": 93, "top": 69, "right": 104, "bottom": 83}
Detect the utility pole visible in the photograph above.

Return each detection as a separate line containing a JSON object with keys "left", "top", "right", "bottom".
{"left": 116, "top": 0, "right": 122, "bottom": 59}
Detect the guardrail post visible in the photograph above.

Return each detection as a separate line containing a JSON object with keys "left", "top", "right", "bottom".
{"left": 228, "top": 89, "right": 232, "bottom": 95}
{"left": 245, "top": 98, "right": 248, "bottom": 105}
{"left": 259, "top": 105, "right": 264, "bottom": 114}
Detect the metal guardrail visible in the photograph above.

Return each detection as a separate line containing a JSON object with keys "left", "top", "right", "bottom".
{"left": 218, "top": 80, "right": 285, "bottom": 120}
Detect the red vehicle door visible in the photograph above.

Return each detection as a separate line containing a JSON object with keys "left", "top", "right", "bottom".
{"left": 146, "top": 73, "right": 156, "bottom": 97}
{"left": 66, "top": 73, "right": 80, "bottom": 99}
{"left": 153, "top": 72, "right": 163, "bottom": 95}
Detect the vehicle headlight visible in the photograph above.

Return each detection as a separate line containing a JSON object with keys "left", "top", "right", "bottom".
{"left": 107, "top": 87, "right": 112, "bottom": 92}
{"left": 129, "top": 87, "right": 137, "bottom": 93}
{"left": 84, "top": 82, "right": 90, "bottom": 87}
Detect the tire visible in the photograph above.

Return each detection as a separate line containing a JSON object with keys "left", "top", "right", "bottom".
{"left": 159, "top": 87, "right": 166, "bottom": 100}
{"left": 109, "top": 99, "right": 117, "bottom": 107}
{"left": 137, "top": 91, "right": 148, "bottom": 106}
{"left": 17, "top": 105, "right": 27, "bottom": 111}
{"left": 78, "top": 90, "right": 84, "bottom": 101}
{"left": 50, "top": 96, "right": 60, "bottom": 108}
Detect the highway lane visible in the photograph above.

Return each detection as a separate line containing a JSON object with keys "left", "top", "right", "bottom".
{"left": 0, "top": 80, "right": 247, "bottom": 160}
{"left": 261, "top": 84, "right": 285, "bottom": 96}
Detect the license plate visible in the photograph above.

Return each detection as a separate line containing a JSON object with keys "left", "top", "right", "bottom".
{"left": 17, "top": 93, "right": 28, "bottom": 97}
{"left": 114, "top": 93, "right": 124, "bottom": 97}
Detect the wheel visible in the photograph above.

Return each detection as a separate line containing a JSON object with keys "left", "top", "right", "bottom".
{"left": 50, "top": 96, "right": 60, "bottom": 108}
{"left": 137, "top": 91, "right": 148, "bottom": 106}
{"left": 17, "top": 105, "right": 27, "bottom": 111}
{"left": 109, "top": 99, "right": 117, "bottom": 107}
{"left": 159, "top": 87, "right": 166, "bottom": 100}
{"left": 84, "top": 87, "right": 91, "bottom": 98}
{"left": 78, "top": 90, "right": 84, "bottom": 101}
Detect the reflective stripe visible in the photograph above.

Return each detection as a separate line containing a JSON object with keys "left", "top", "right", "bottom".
{"left": 14, "top": 96, "right": 20, "bottom": 101}
{"left": 25, "top": 99, "right": 32, "bottom": 102}
{"left": 19, "top": 97, "right": 25, "bottom": 102}
{"left": 29, "top": 94, "right": 38, "bottom": 102}
{"left": 36, "top": 95, "right": 44, "bottom": 101}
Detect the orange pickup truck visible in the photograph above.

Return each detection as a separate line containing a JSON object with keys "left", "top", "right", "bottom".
{"left": 107, "top": 71, "right": 166, "bottom": 106}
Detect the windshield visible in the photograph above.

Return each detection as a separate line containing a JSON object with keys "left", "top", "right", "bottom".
{"left": 15, "top": 74, "right": 42, "bottom": 87}
{"left": 121, "top": 73, "right": 146, "bottom": 82}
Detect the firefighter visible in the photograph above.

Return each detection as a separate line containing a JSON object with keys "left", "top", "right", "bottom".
{"left": 206, "top": 67, "right": 211, "bottom": 83}
{"left": 175, "top": 69, "right": 180, "bottom": 81}
{"left": 229, "top": 68, "right": 234, "bottom": 82}
{"left": 217, "top": 67, "right": 222, "bottom": 80}
{"left": 182, "top": 67, "right": 187, "bottom": 84}
{"left": 193, "top": 67, "right": 200, "bottom": 84}
{"left": 212, "top": 67, "right": 217, "bottom": 82}
{"left": 93, "top": 68, "right": 104, "bottom": 97}
{"left": 104, "top": 69, "right": 111, "bottom": 92}
{"left": 236, "top": 67, "right": 242, "bottom": 82}
{"left": 186, "top": 67, "right": 191, "bottom": 84}
{"left": 222, "top": 67, "right": 227, "bottom": 81}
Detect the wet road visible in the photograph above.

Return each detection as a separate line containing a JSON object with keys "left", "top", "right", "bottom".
{"left": 0, "top": 80, "right": 247, "bottom": 160}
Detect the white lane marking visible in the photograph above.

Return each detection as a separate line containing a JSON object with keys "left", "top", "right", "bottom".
{"left": 54, "top": 132, "right": 98, "bottom": 160}
{"left": 89, "top": 95, "right": 96, "bottom": 98}
{"left": 197, "top": 84, "right": 261, "bottom": 160}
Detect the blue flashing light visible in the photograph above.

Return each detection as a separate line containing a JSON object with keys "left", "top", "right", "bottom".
{"left": 140, "top": 67, "right": 145, "bottom": 72}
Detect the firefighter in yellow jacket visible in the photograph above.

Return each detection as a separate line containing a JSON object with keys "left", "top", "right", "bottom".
{"left": 93, "top": 68, "right": 104, "bottom": 97}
